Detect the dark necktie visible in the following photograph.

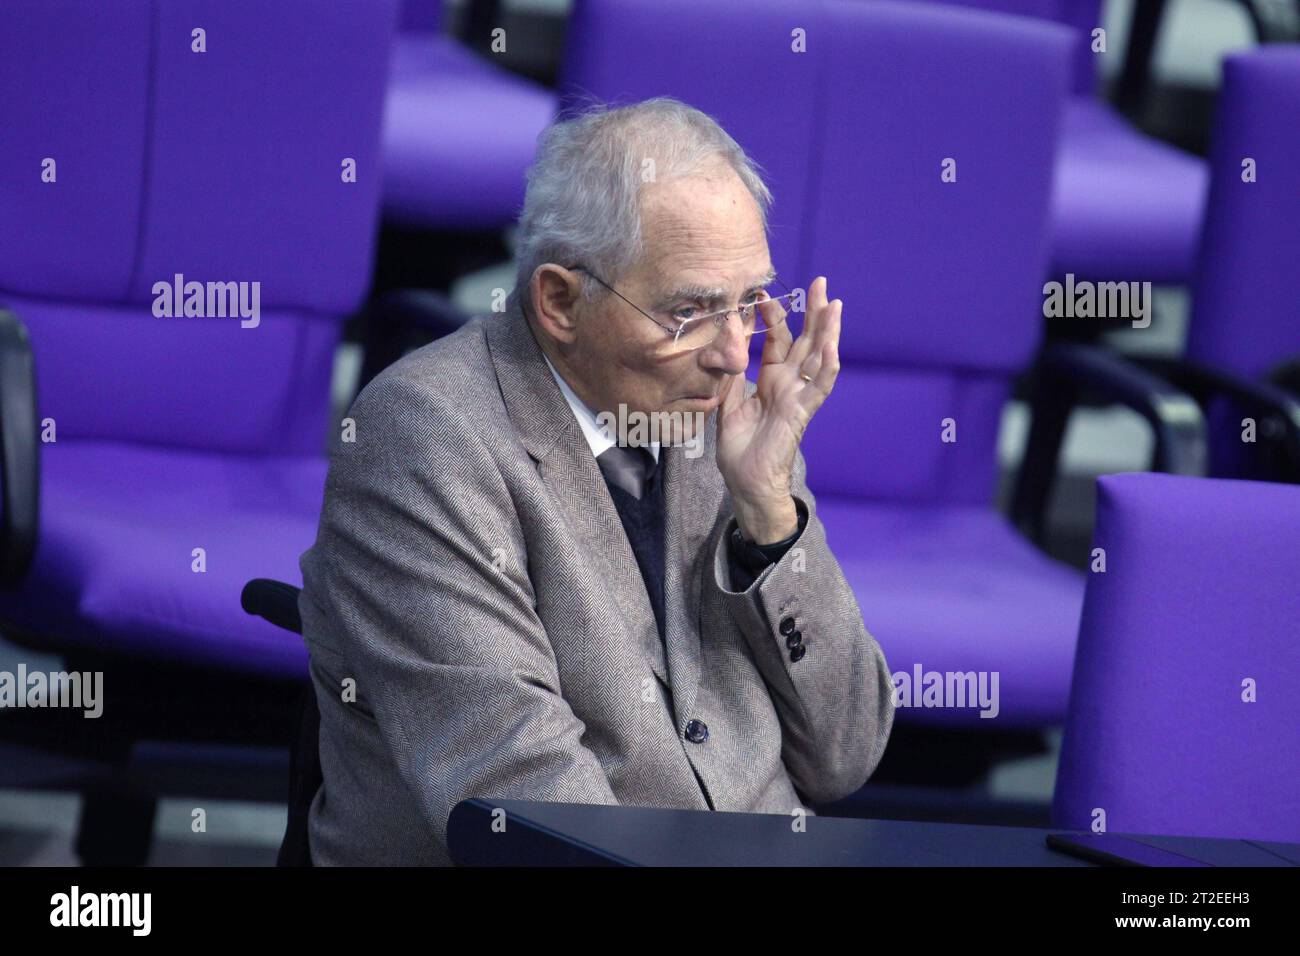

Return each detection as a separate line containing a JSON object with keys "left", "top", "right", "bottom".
{"left": 596, "top": 445, "right": 657, "bottom": 500}
{"left": 596, "top": 443, "right": 666, "bottom": 645}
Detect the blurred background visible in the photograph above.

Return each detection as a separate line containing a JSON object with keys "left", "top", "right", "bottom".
{"left": 1, "top": 0, "right": 1296, "bottom": 865}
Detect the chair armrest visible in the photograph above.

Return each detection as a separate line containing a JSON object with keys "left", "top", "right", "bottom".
{"left": 1138, "top": 355, "right": 1300, "bottom": 478}
{"left": 1267, "top": 358, "right": 1300, "bottom": 397}
{"left": 357, "top": 289, "right": 473, "bottom": 393}
{"left": 1010, "top": 342, "right": 1206, "bottom": 543}
{"left": 241, "top": 578, "right": 304, "bottom": 635}
{"left": 0, "top": 309, "right": 39, "bottom": 587}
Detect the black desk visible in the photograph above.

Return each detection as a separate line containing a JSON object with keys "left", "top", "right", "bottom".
{"left": 448, "top": 799, "right": 1300, "bottom": 867}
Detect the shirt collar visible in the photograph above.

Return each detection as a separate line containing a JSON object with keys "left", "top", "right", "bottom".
{"left": 543, "top": 353, "right": 660, "bottom": 463}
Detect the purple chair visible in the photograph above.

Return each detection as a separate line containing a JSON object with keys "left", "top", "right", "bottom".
{"left": 1190, "top": 43, "right": 1300, "bottom": 382}
{"left": 1152, "top": 46, "right": 1300, "bottom": 480}
{"left": 1049, "top": 0, "right": 1206, "bottom": 284}
{"left": 1020, "top": 47, "right": 1300, "bottom": 486}
{"left": 1183, "top": 45, "right": 1300, "bottom": 474}
{"left": 381, "top": 0, "right": 556, "bottom": 230}
{"left": 1053, "top": 473, "right": 1300, "bottom": 842}
{"left": 1187, "top": 48, "right": 1300, "bottom": 382}
{"left": 359, "top": 1, "right": 555, "bottom": 388}
{"left": 1190, "top": 50, "right": 1300, "bottom": 377}
{"left": 902, "top": 0, "right": 1208, "bottom": 284}
{"left": 0, "top": 0, "right": 395, "bottom": 862}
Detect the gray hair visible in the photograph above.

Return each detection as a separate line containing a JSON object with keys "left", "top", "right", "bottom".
{"left": 511, "top": 96, "right": 773, "bottom": 310}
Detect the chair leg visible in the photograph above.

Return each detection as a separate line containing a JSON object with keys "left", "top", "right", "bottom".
{"left": 75, "top": 788, "right": 157, "bottom": 866}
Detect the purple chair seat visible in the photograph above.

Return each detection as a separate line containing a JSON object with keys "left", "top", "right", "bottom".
{"left": 1050, "top": 98, "right": 1208, "bottom": 283}
{"left": 818, "top": 499, "right": 1084, "bottom": 728}
{"left": 0, "top": 442, "right": 322, "bottom": 681}
{"left": 381, "top": 34, "right": 556, "bottom": 229}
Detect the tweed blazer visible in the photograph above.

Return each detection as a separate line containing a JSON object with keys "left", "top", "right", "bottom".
{"left": 298, "top": 297, "right": 894, "bottom": 865}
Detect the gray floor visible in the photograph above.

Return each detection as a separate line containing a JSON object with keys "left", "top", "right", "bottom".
{"left": 0, "top": 790, "right": 282, "bottom": 866}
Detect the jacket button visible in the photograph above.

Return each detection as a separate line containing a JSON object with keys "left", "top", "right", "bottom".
{"left": 684, "top": 719, "right": 709, "bottom": 744}
{"left": 785, "top": 630, "right": 803, "bottom": 650}
{"left": 779, "top": 616, "right": 796, "bottom": 636}
{"left": 790, "top": 644, "right": 807, "bottom": 663}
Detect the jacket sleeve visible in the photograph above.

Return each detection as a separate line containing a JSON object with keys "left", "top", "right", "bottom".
{"left": 299, "top": 373, "right": 618, "bottom": 856}
{"left": 708, "top": 446, "right": 895, "bottom": 804}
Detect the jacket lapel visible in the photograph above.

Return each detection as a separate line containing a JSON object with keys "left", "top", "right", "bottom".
{"left": 485, "top": 300, "right": 669, "bottom": 686}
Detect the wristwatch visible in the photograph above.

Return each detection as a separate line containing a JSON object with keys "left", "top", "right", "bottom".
{"left": 729, "top": 500, "right": 808, "bottom": 577}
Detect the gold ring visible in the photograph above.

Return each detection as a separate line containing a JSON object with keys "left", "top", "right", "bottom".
{"left": 800, "top": 373, "right": 813, "bottom": 383}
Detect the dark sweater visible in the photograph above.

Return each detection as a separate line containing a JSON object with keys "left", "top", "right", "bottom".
{"left": 602, "top": 466, "right": 807, "bottom": 641}
{"left": 605, "top": 468, "right": 669, "bottom": 639}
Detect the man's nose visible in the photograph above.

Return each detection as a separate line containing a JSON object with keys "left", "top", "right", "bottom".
{"left": 701, "top": 315, "right": 751, "bottom": 374}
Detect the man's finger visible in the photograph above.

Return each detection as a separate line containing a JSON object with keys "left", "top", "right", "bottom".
{"left": 719, "top": 370, "right": 745, "bottom": 417}
{"left": 799, "top": 302, "right": 841, "bottom": 410}
{"left": 787, "top": 276, "right": 828, "bottom": 367}
{"left": 760, "top": 295, "right": 794, "bottom": 365}
{"left": 809, "top": 337, "right": 840, "bottom": 403}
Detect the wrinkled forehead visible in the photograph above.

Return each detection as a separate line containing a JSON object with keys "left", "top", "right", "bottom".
{"left": 635, "top": 175, "right": 771, "bottom": 300}
{"left": 639, "top": 166, "right": 765, "bottom": 244}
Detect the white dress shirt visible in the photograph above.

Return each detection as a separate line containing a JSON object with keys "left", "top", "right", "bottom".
{"left": 543, "top": 353, "right": 660, "bottom": 463}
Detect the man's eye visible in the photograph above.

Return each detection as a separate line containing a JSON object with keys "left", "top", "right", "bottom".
{"left": 672, "top": 306, "right": 698, "bottom": 322}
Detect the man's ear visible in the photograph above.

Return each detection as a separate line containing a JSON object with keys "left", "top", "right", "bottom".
{"left": 529, "top": 265, "right": 583, "bottom": 345}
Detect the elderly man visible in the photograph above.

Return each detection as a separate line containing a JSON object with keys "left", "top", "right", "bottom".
{"left": 299, "top": 97, "right": 894, "bottom": 865}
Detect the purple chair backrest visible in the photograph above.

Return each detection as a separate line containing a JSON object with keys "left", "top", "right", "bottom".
{"left": 894, "top": 0, "right": 1103, "bottom": 95}
{"left": 801, "top": 2, "right": 1069, "bottom": 505}
{"left": 0, "top": 0, "right": 396, "bottom": 456}
{"left": 1185, "top": 47, "right": 1300, "bottom": 380}
{"left": 562, "top": 0, "right": 1070, "bottom": 506}
{"left": 400, "top": 0, "right": 445, "bottom": 34}
{"left": 1053, "top": 473, "right": 1300, "bottom": 842}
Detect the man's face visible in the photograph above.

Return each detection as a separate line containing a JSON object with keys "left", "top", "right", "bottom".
{"left": 541, "top": 162, "right": 772, "bottom": 444}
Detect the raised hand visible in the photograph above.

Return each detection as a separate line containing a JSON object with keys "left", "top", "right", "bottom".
{"left": 715, "top": 275, "right": 842, "bottom": 544}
